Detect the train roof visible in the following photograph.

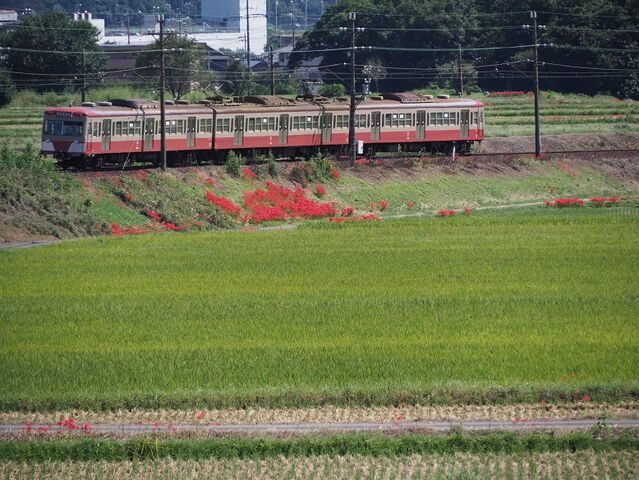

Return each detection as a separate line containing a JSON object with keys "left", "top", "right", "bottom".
{"left": 44, "top": 94, "right": 484, "bottom": 118}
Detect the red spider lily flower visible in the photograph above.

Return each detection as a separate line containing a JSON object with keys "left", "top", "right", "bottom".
{"left": 370, "top": 200, "right": 389, "bottom": 211}
{"left": 331, "top": 167, "right": 341, "bottom": 180}
{"left": 111, "top": 223, "right": 124, "bottom": 236}
{"left": 161, "top": 222, "right": 186, "bottom": 231}
{"left": 57, "top": 418, "right": 77, "bottom": 430}
{"left": 555, "top": 161, "right": 578, "bottom": 177}
{"left": 438, "top": 209, "right": 457, "bottom": 217}
{"left": 196, "top": 411, "right": 206, "bottom": 420}
{"left": 406, "top": 201, "right": 416, "bottom": 209}
{"left": 341, "top": 206, "right": 355, "bottom": 217}
{"left": 205, "top": 178, "right": 217, "bottom": 186}
{"left": 122, "top": 193, "right": 134, "bottom": 202}
{"left": 23, "top": 423, "right": 33, "bottom": 433}
{"left": 206, "top": 191, "right": 242, "bottom": 217}
{"left": 554, "top": 198, "right": 584, "bottom": 208}
{"left": 38, "top": 426, "right": 51, "bottom": 433}
{"left": 582, "top": 395, "right": 592, "bottom": 402}
{"left": 80, "top": 423, "right": 92, "bottom": 433}
{"left": 463, "top": 207, "right": 474, "bottom": 216}
{"left": 167, "top": 423, "right": 177, "bottom": 433}
{"left": 146, "top": 210, "right": 162, "bottom": 222}
{"left": 242, "top": 167, "right": 258, "bottom": 181}
{"left": 354, "top": 158, "right": 371, "bottom": 166}
{"left": 123, "top": 226, "right": 149, "bottom": 235}
{"left": 315, "top": 184, "right": 327, "bottom": 198}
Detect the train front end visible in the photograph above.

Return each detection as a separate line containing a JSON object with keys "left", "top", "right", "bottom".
{"left": 41, "top": 108, "right": 90, "bottom": 163}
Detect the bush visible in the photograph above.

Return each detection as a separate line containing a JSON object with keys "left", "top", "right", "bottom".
{"left": 267, "top": 151, "right": 278, "bottom": 178}
{"left": 225, "top": 151, "right": 243, "bottom": 176}
{"left": 319, "top": 83, "right": 347, "bottom": 98}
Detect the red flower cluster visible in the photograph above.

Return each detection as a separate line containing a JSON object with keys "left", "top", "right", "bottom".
{"left": 331, "top": 167, "right": 341, "bottom": 180}
{"left": 487, "top": 91, "right": 532, "bottom": 97}
{"left": 161, "top": 222, "right": 186, "bottom": 231}
{"left": 205, "top": 191, "right": 242, "bottom": 217}
{"left": 327, "top": 214, "right": 380, "bottom": 223}
{"left": 315, "top": 184, "right": 327, "bottom": 197}
{"left": 56, "top": 418, "right": 91, "bottom": 432}
{"left": 146, "top": 210, "right": 162, "bottom": 222}
{"left": 589, "top": 196, "right": 620, "bottom": 206}
{"left": 242, "top": 167, "right": 258, "bottom": 181}
{"left": 370, "top": 200, "right": 390, "bottom": 211}
{"left": 463, "top": 207, "right": 474, "bottom": 216}
{"left": 243, "top": 182, "right": 336, "bottom": 223}
{"left": 406, "top": 201, "right": 416, "bottom": 209}
{"left": 341, "top": 206, "right": 355, "bottom": 217}
{"left": 545, "top": 198, "right": 585, "bottom": 208}
{"left": 438, "top": 209, "right": 457, "bottom": 217}
{"left": 122, "top": 193, "right": 134, "bottom": 203}
{"left": 354, "top": 158, "right": 371, "bottom": 166}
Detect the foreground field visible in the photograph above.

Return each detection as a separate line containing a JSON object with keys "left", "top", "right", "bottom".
{"left": 2, "top": 449, "right": 638, "bottom": 479}
{"left": 1, "top": 208, "right": 638, "bottom": 410}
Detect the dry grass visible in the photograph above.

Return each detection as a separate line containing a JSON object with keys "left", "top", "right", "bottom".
{"left": 1, "top": 402, "right": 636, "bottom": 427}
{"left": 1, "top": 450, "right": 637, "bottom": 479}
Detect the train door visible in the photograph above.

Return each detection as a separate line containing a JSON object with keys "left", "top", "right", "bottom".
{"left": 187, "top": 116, "right": 196, "bottom": 148}
{"left": 460, "top": 109, "right": 470, "bottom": 138}
{"left": 234, "top": 115, "right": 244, "bottom": 145}
{"left": 371, "top": 111, "right": 381, "bottom": 141}
{"left": 279, "top": 113, "right": 289, "bottom": 144}
{"left": 320, "top": 112, "right": 332, "bottom": 144}
{"left": 101, "top": 119, "right": 111, "bottom": 151}
{"left": 144, "top": 118, "right": 154, "bottom": 150}
{"left": 416, "top": 110, "right": 426, "bottom": 140}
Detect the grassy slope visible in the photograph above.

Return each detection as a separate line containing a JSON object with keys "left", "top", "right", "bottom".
{"left": 1, "top": 208, "right": 638, "bottom": 410}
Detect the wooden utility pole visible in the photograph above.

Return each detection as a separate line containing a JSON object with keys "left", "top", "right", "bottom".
{"left": 458, "top": 44, "right": 464, "bottom": 97}
{"left": 340, "top": 12, "right": 361, "bottom": 164}
{"left": 246, "top": 0, "right": 252, "bottom": 95}
{"left": 158, "top": 13, "right": 167, "bottom": 170}
{"left": 524, "top": 11, "right": 544, "bottom": 158}
{"left": 81, "top": 50, "right": 87, "bottom": 103}
{"left": 269, "top": 45, "right": 275, "bottom": 95}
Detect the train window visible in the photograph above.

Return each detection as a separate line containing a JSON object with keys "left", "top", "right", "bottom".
{"left": 92, "top": 122, "right": 101, "bottom": 137}
{"left": 335, "top": 115, "right": 348, "bottom": 128}
{"left": 450, "top": 112, "right": 457, "bottom": 125}
{"left": 354, "top": 114, "right": 367, "bottom": 128}
{"left": 115, "top": 122, "right": 122, "bottom": 136}
{"left": 177, "top": 120, "right": 184, "bottom": 134}
{"left": 215, "top": 118, "right": 229, "bottom": 133}
{"left": 267, "top": 117, "right": 275, "bottom": 131}
{"left": 134, "top": 121, "right": 141, "bottom": 135}
{"left": 248, "top": 117, "right": 256, "bottom": 131}
{"left": 292, "top": 116, "right": 318, "bottom": 130}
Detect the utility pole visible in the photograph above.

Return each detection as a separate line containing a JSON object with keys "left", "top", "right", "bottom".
{"left": 340, "top": 12, "right": 362, "bottom": 164}
{"left": 269, "top": 45, "right": 275, "bottom": 95}
{"left": 81, "top": 50, "right": 87, "bottom": 103}
{"left": 275, "top": 0, "right": 279, "bottom": 48}
{"left": 458, "top": 43, "right": 463, "bottom": 97}
{"left": 158, "top": 13, "right": 167, "bottom": 170}
{"left": 523, "top": 11, "right": 544, "bottom": 158}
{"left": 246, "top": 0, "right": 251, "bottom": 95}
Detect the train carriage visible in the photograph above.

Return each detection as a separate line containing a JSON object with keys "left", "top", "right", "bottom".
{"left": 41, "top": 93, "right": 484, "bottom": 167}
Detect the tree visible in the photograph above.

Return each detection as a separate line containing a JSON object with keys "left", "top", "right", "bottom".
{"left": 2, "top": 12, "right": 106, "bottom": 93}
{"left": 435, "top": 61, "right": 479, "bottom": 94}
{"left": 0, "top": 66, "right": 14, "bottom": 107}
{"left": 136, "top": 33, "right": 211, "bottom": 100}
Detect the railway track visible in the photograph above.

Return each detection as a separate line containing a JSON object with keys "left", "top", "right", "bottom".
{"left": 69, "top": 148, "right": 639, "bottom": 175}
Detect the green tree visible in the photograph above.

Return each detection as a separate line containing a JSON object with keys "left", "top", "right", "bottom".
{"left": 435, "top": 61, "right": 479, "bottom": 94}
{"left": 2, "top": 12, "right": 106, "bottom": 93}
{"left": 0, "top": 66, "right": 15, "bottom": 107}
{"left": 136, "top": 33, "right": 211, "bottom": 100}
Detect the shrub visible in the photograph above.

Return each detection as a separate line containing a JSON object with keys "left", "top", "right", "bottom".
{"left": 267, "top": 151, "right": 278, "bottom": 178}
{"left": 225, "top": 151, "right": 243, "bottom": 177}
{"left": 319, "top": 83, "right": 347, "bottom": 98}
{"left": 0, "top": 66, "right": 15, "bottom": 108}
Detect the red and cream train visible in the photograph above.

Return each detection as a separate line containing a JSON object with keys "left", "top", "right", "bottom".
{"left": 41, "top": 93, "right": 484, "bottom": 166}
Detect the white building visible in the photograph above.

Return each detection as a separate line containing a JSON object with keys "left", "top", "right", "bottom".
{"left": 73, "top": 12, "right": 105, "bottom": 41}
{"left": 99, "top": 0, "right": 267, "bottom": 54}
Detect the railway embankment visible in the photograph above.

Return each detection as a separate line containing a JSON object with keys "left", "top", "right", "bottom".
{"left": 1, "top": 133, "right": 638, "bottom": 245}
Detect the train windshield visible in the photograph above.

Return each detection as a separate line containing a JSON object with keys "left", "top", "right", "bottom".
{"left": 44, "top": 119, "right": 84, "bottom": 137}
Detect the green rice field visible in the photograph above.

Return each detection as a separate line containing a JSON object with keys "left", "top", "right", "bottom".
{"left": 1, "top": 208, "right": 638, "bottom": 410}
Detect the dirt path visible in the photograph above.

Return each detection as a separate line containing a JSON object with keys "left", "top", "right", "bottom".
{"left": 2, "top": 418, "right": 637, "bottom": 438}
